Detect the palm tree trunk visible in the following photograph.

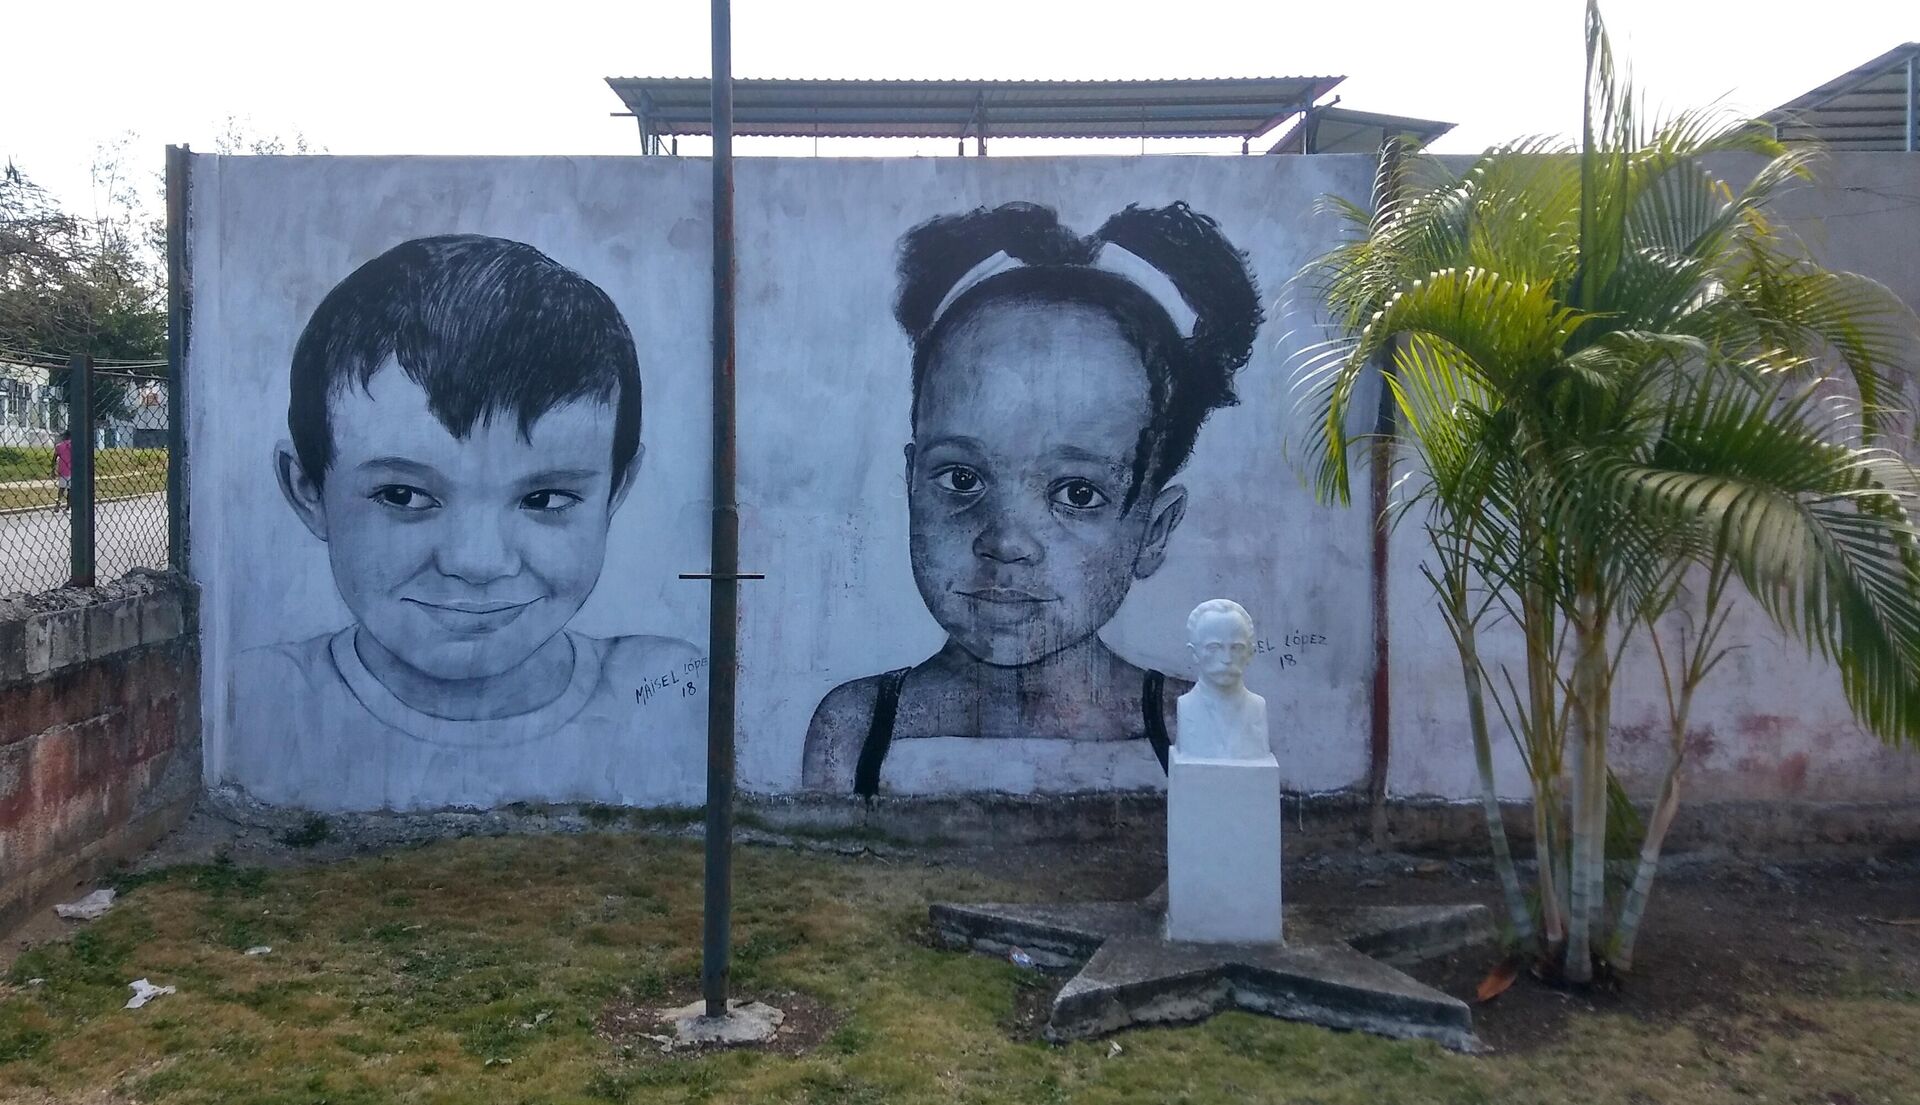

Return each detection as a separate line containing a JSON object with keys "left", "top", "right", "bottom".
{"left": 1611, "top": 729, "right": 1683, "bottom": 972}
{"left": 1564, "top": 588, "right": 1609, "bottom": 984}
{"left": 1616, "top": 568, "right": 1718, "bottom": 973}
{"left": 1455, "top": 612, "right": 1536, "bottom": 944}
{"left": 1532, "top": 775, "right": 1565, "bottom": 950}
{"left": 1522, "top": 583, "right": 1566, "bottom": 949}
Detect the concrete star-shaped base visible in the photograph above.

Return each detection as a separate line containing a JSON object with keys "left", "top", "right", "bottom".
{"left": 930, "top": 896, "right": 1493, "bottom": 1050}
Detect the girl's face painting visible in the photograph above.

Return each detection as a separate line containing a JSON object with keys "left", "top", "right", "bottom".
{"left": 908, "top": 300, "right": 1177, "bottom": 666}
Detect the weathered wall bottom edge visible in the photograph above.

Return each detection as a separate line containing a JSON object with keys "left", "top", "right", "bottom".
{"left": 199, "top": 786, "right": 1920, "bottom": 858}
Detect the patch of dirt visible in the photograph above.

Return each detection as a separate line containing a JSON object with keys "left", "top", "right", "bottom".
{"left": 920, "top": 838, "right": 1170, "bottom": 903}
{"left": 914, "top": 838, "right": 1920, "bottom": 1057}
{"left": 596, "top": 984, "right": 844, "bottom": 1058}
{"left": 1002, "top": 972, "right": 1069, "bottom": 1041}
{"left": 1374, "top": 856, "right": 1920, "bottom": 1055}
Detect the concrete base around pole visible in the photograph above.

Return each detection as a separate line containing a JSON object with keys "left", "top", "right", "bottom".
{"left": 1167, "top": 750, "right": 1284, "bottom": 944}
{"left": 930, "top": 897, "right": 1493, "bottom": 1051}
{"left": 662, "top": 999, "right": 785, "bottom": 1047}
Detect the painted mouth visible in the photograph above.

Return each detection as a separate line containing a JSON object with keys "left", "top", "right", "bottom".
{"left": 957, "top": 588, "right": 1056, "bottom": 605}
{"left": 402, "top": 598, "right": 537, "bottom": 633}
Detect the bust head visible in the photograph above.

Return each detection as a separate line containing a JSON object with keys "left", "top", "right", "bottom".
{"left": 1186, "top": 598, "right": 1254, "bottom": 692}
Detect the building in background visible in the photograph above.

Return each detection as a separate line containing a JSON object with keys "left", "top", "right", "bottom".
{"left": 604, "top": 76, "right": 1452, "bottom": 157}
{"left": 1765, "top": 42, "right": 1920, "bottom": 151}
{"left": 0, "top": 359, "right": 63, "bottom": 446}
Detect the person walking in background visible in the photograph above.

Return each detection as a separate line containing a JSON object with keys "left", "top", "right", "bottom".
{"left": 52, "top": 430, "right": 72, "bottom": 513}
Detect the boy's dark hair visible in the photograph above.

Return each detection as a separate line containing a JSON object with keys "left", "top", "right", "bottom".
{"left": 289, "top": 235, "right": 642, "bottom": 486}
{"left": 895, "top": 202, "right": 1262, "bottom": 507}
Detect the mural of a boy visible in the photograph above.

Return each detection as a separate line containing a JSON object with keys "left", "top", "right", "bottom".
{"left": 226, "top": 234, "right": 704, "bottom": 811}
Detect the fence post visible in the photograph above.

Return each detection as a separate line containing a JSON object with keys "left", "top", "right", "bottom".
{"left": 67, "top": 353, "right": 96, "bottom": 587}
{"left": 166, "top": 144, "right": 191, "bottom": 573}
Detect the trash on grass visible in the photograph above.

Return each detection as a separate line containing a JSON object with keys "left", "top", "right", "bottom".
{"left": 55, "top": 888, "right": 117, "bottom": 921}
{"left": 125, "top": 979, "right": 175, "bottom": 1009}
{"left": 1008, "top": 947, "right": 1035, "bottom": 968}
{"left": 1108, "top": 1041, "right": 1124, "bottom": 1058}
{"left": 244, "top": 946, "right": 272, "bottom": 956}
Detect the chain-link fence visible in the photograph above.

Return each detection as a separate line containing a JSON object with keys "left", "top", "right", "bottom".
{"left": 0, "top": 360, "right": 172, "bottom": 596}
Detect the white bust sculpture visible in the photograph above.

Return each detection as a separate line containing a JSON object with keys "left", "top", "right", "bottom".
{"left": 1175, "top": 599, "right": 1270, "bottom": 762}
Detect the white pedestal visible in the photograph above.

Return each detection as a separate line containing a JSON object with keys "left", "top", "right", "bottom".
{"left": 1166, "top": 748, "right": 1284, "bottom": 944}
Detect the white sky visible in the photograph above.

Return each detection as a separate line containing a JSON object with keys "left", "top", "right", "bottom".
{"left": 5, "top": 0, "right": 1916, "bottom": 212}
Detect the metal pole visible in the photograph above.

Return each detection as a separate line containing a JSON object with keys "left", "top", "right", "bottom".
{"left": 165, "top": 145, "right": 191, "bottom": 574}
{"left": 67, "top": 354, "right": 95, "bottom": 588}
{"left": 703, "top": 0, "right": 739, "bottom": 1021}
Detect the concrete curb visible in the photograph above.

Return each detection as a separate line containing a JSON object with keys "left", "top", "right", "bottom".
{"left": 0, "top": 488, "right": 166, "bottom": 519}
{"left": 931, "top": 897, "right": 1492, "bottom": 1050}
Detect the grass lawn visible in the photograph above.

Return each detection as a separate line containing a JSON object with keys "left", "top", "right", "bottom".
{"left": 0, "top": 448, "right": 167, "bottom": 513}
{"left": 0, "top": 447, "right": 167, "bottom": 484}
{"left": 1, "top": 833, "right": 1915, "bottom": 1104}
{"left": 0, "top": 447, "right": 60, "bottom": 485}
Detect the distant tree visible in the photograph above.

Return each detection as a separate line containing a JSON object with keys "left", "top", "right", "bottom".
{"left": 0, "top": 156, "right": 164, "bottom": 364}
{"left": 212, "top": 116, "right": 322, "bottom": 156}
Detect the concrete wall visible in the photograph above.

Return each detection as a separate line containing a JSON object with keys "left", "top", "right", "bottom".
{"left": 183, "top": 149, "right": 1920, "bottom": 828}
{"left": 1385, "top": 152, "right": 1920, "bottom": 815}
{"left": 187, "top": 154, "right": 1379, "bottom": 813}
{"left": 0, "top": 573, "right": 200, "bottom": 930}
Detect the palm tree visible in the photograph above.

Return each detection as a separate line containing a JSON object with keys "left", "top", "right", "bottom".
{"left": 1293, "top": 0, "right": 1920, "bottom": 982}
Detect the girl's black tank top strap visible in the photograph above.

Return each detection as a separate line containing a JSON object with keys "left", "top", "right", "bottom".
{"left": 853, "top": 667, "right": 911, "bottom": 798}
{"left": 1143, "top": 669, "right": 1171, "bottom": 772}
{"left": 857, "top": 666, "right": 1171, "bottom": 796}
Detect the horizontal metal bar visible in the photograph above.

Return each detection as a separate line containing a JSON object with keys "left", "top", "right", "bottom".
{"left": 648, "top": 103, "right": 1305, "bottom": 122}
{"left": 634, "top": 92, "right": 1335, "bottom": 113}
{"left": 1777, "top": 118, "right": 1911, "bottom": 131}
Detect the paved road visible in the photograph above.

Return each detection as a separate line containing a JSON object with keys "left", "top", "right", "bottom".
{"left": 0, "top": 492, "right": 170, "bottom": 595}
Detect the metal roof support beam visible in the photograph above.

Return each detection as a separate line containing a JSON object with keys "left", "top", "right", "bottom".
{"left": 1907, "top": 53, "right": 1917, "bottom": 152}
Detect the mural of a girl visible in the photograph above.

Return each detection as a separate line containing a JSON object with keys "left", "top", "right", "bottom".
{"left": 804, "top": 201, "right": 1263, "bottom": 796}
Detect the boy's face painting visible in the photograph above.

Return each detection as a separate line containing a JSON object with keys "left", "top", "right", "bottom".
{"left": 277, "top": 362, "right": 632, "bottom": 683}
{"left": 907, "top": 301, "right": 1186, "bottom": 667}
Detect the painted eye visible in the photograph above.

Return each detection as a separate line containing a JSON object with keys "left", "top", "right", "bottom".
{"left": 932, "top": 465, "right": 985, "bottom": 494}
{"left": 371, "top": 485, "right": 438, "bottom": 511}
{"left": 521, "top": 489, "right": 584, "bottom": 512}
{"left": 1050, "top": 479, "right": 1109, "bottom": 510}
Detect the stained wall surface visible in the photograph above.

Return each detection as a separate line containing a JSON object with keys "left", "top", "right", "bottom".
{"left": 188, "top": 151, "right": 1920, "bottom": 816}
{"left": 189, "top": 154, "right": 1379, "bottom": 812}
{"left": 1384, "top": 152, "right": 1920, "bottom": 806}
{"left": 0, "top": 579, "right": 200, "bottom": 929}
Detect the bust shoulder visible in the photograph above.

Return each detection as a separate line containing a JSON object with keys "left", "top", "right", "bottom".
{"left": 1174, "top": 685, "right": 1269, "bottom": 760}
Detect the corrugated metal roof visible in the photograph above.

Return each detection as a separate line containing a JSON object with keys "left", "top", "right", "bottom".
{"left": 605, "top": 76, "right": 1344, "bottom": 140}
{"left": 1763, "top": 43, "right": 1920, "bottom": 151}
{"left": 1266, "top": 106, "right": 1454, "bottom": 154}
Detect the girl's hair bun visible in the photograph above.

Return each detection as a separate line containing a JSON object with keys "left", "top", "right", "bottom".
{"left": 895, "top": 200, "right": 1263, "bottom": 493}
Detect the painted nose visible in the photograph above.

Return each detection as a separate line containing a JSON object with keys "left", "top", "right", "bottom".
{"left": 972, "top": 509, "right": 1043, "bottom": 564}
{"left": 435, "top": 511, "right": 521, "bottom": 584}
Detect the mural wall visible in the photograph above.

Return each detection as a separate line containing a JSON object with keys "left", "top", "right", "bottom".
{"left": 190, "top": 154, "right": 1380, "bottom": 812}
{"left": 741, "top": 158, "right": 1377, "bottom": 798}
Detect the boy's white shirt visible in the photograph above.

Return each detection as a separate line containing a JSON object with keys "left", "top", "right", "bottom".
{"left": 226, "top": 626, "right": 706, "bottom": 811}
